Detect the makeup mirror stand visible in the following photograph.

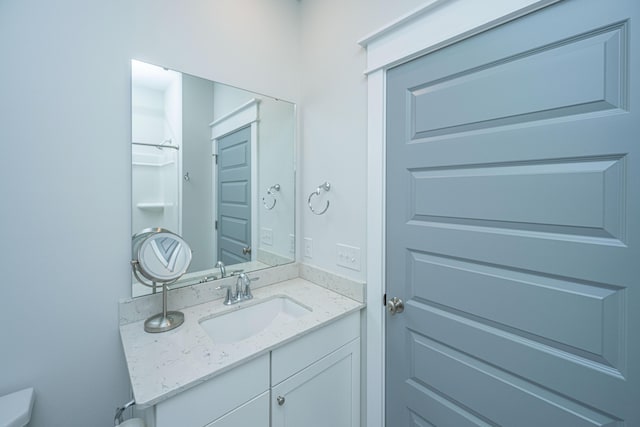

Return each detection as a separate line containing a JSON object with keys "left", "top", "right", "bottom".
{"left": 131, "top": 264, "right": 185, "bottom": 333}
{"left": 131, "top": 228, "right": 192, "bottom": 333}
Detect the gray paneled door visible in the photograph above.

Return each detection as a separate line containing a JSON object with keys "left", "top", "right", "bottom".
{"left": 217, "top": 126, "right": 251, "bottom": 265}
{"left": 385, "top": 0, "right": 640, "bottom": 425}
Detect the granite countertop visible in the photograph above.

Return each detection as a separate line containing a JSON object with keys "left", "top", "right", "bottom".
{"left": 119, "top": 277, "right": 364, "bottom": 408}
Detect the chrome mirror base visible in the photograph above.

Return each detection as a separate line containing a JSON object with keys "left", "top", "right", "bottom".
{"left": 144, "top": 310, "right": 184, "bottom": 333}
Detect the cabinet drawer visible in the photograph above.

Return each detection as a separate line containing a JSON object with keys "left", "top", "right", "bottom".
{"left": 155, "top": 353, "right": 269, "bottom": 427}
{"left": 271, "top": 311, "right": 359, "bottom": 385}
{"left": 205, "top": 390, "right": 269, "bottom": 427}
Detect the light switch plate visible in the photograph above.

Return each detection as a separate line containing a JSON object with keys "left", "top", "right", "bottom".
{"left": 261, "top": 228, "right": 273, "bottom": 246}
{"left": 304, "top": 237, "right": 313, "bottom": 258}
{"left": 337, "top": 243, "right": 361, "bottom": 271}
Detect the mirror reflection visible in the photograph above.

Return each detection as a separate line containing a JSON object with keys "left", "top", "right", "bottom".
{"left": 131, "top": 60, "right": 295, "bottom": 297}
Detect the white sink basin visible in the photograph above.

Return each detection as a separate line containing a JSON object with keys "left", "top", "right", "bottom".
{"left": 199, "top": 296, "right": 311, "bottom": 344}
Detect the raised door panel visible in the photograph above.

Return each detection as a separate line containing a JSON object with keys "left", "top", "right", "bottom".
{"left": 272, "top": 339, "right": 360, "bottom": 427}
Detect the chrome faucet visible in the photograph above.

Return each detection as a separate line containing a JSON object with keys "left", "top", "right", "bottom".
{"left": 236, "top": 273, "right": 253, "bottom": 300}
{"left": 215, "top": 261, "right": 226, "bottom": 278}
{"left": 217, "top": 273, "right": 258, "bottom": 305}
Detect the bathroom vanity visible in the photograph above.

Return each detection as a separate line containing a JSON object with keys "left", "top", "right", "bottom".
{"left": 119, "top": 275, "right": 363, "bottom": 427}
{"left": 152, "top": 314, "right": 359, "bottom": 427}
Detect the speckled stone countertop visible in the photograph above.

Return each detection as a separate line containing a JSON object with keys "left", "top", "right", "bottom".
{"left": 119, "top": 277, "right": 364, "bottom": 408}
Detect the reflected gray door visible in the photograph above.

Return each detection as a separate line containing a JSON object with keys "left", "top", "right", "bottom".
{"left": 385, "top": 0, "right": 640, "bottom": 425}
{"left": 217, "top": 126, "right": 251, "bottom": 265}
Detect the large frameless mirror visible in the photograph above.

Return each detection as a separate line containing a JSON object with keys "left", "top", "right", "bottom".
{"left": 131, "top": 60, "right": 296, "bottom": 297}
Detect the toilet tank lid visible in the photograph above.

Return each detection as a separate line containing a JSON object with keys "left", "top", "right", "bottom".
{"left": 0, "top": 388, "right": 35, "bottom": 427}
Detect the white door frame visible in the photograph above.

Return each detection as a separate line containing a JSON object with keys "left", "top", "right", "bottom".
{"left": 359, "top": 1, "right": 562, "bottom": 425}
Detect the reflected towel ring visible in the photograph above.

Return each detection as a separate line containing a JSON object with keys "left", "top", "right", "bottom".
{"left": 308, "top": 182, "right": 331, "bottom": 215}
{"left": 262, "top": 184, "right": 281, "bottom": 210}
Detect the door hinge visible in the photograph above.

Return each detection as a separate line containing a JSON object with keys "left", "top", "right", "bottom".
{"left": 215, "top": 220, "right": 218, "bottom": 230}
{"left": 383, "top": 293, "right": 387, "bottom": 306}
{"left": 213, "top": 153, "right": 218, "bottom": 164}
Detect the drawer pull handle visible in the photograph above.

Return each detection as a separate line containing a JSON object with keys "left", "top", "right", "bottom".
{"left": 277, "top": 396, "right": 285, "bottom": 406}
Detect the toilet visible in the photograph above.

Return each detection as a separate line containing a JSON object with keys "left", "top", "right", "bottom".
{"left": 0, "top": 388, "right": 34, "bottom": 427}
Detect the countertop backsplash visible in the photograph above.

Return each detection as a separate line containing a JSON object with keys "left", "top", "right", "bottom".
{"left": 299, "top": 264, "right": 365, "bottom": 303}
{"left": 119, "top": 262, "right": 364, "bottom": 325}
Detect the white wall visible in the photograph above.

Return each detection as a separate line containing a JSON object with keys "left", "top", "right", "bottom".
{"left": 0, "top": 1, "right": 299, "bottom": 426}
{"left": 130, "top": 0, "right": 300, "bottom": 103}
{"left": 182, "top": 75, "right": 215, "bottom": 272}
{"left": 258, "top": 98, "right": 296, "bottom": 261}
{"left": 212, "top": 82, "right": 256, "bottom": 121}
{"left": 163, "top": 73, "right": 183, "bottom": 235}
{"left": 132, "top": 86, "right": 166, "bottom": 144}
{"left": 298, "top": 0, "right": 427, "bottom": 282}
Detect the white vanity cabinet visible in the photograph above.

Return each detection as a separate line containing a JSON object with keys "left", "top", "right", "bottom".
{"left": 145, "top": 311, "right": 361, "bottom": 427}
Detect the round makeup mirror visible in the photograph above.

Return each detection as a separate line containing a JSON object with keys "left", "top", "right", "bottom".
{"left": 131, "top": 228, "right": 192, "bottom": 333}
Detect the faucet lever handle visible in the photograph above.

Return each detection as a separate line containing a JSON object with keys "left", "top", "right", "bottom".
{"left": 216, "top": 284, "right": 234, "bottom": 305}
{"left": 243, "top": 282, "right": 254, "bottom": 300}
{"left": 246, "top": 277, "right": 258, "bottom": 299}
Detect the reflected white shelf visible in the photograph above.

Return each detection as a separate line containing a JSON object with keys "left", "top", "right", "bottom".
{"left": 136, "top": 202, "right": 174, "bottom": 211}
{"left": 132, "top": 160, "right": 175, "bottom": 167}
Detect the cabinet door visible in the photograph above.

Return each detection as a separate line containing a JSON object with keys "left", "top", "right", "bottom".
{"left": 272, "top": 339, "right": 360, "bottom": 427}
{"left": 205, "top": 391, "right": 269, "bottom": 427}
